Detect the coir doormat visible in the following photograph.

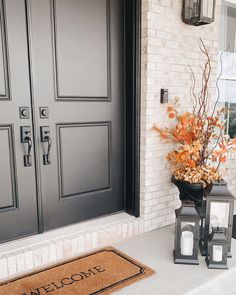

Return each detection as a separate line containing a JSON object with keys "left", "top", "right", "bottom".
{"left": 0, "top": 247, "right": 155, "bottom": 295}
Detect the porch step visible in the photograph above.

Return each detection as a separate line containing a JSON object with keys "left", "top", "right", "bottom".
{"left": 0, "top": 213, "right": 144, "bottom": 282}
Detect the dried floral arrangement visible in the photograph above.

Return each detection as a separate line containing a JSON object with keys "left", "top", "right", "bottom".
{"left": 153, "top": 40, "right": 236, "bottom": 187}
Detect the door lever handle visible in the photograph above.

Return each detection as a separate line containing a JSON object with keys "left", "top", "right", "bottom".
{"left": 20, "top": 126, "right": 32, "bottom": 167}
{"left": 43, "top": 135, "right": 52, "bottom": 165}
{"left": 24, "top": 137, "right": 32, "bottom": 167}
{"left": 40, "top": 126, "right": 52, "bottom": 165}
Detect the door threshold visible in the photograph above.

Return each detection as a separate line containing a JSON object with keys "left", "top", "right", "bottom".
{"left": 0, "top": 213, "right": 144, "bottom": 281}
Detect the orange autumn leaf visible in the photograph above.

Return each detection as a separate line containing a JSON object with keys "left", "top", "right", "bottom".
{"left": 153, "top": 125, "right": 161, "bottom": 132}
{"left": 187, "top": 159, "right": 196, "bottom": 168}
{"left": 168, "top": 112, "right": 175, "bottom": 119}
{"left": 172, "top": 131, "right": 182, "bottom": 142}
{"left": 220, "top": 156, "right": 227, "bottom": 163}
{"left": 160, "top": 132, "right": 168, "bottom": 139}
{"left": 189, "top": 118, "right": 195, "bottom": 124}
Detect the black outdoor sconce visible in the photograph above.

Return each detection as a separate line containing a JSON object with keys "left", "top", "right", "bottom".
{"left": 182, "top": 0, "right": 216, "bottom": 26}
{"left": 206, "top": 227, "right": 229, "bottom": 269}
{"left": 174, "top": 201, "right": 200, "bottom": 265}
{"left": 199, "top": 181, "right": 235, "bottom": 257}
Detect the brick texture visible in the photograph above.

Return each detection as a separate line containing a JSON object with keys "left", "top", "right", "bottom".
{"left": 140, "top": 0, "right": 236, "bottom": 232}
{"left": 0, "top": 217, "right": 144, "bottom": 281}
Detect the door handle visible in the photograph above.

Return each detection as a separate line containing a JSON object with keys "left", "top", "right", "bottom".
{"left": 20, "top": 126, "right": 32, "bottom": 167}
{"left": 40, "top": 126, "right": 52, "bottom": 165}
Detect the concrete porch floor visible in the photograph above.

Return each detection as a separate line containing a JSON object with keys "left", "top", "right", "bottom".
{"left": 115, "top": 226, "right": 236, "bottom": 295}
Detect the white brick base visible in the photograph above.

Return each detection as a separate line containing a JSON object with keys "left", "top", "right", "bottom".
{"left": 0, "top": 213, "right": 144, "bottom": 281}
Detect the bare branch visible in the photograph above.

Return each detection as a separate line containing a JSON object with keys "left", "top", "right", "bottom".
{"left": 211, "top": 50, "right": 224, "bottom": 118}
{"left": 189, "top": 65, "right": 198, "bottom": 113}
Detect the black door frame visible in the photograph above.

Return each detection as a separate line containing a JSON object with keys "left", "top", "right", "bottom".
{"left": 125, "top": 0, "right": 141, "bottom": 217}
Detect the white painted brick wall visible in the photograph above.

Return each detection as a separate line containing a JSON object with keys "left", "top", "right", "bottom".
{"left": 140, "top": 0, "right": 236, "bottom": 231}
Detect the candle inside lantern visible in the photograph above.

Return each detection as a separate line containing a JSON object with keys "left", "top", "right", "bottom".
{"left": 210, "top": 215, "right": 221, "bottom": 230}
{"left": 211, "top": 220, "right": 221, "bottom": 228}
{"left": 212, "top": 245, "right": 223, "bottom": 262}
{"left": 181, "top": 231, "right": 194, "bottom": 256}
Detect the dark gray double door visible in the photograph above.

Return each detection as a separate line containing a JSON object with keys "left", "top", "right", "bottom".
{"left": 0, "top": 0, "right": 124, "bottom": 243}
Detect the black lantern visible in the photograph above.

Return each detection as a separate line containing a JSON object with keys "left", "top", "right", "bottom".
{"left": 206, "top": 227, "right": 228, "bottom": 269}
{"left": 182, "top": 0, "right": 216, "bottom": 26}
{"left": 174, "top": 201, "right": 200, "bottom": 265}
{"left": 199, "top": 181, "right": 235, "bottom": 257}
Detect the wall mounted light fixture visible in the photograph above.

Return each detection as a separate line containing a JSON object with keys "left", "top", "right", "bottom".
{"left": 182, "top": 0, "right": 216, "bottom": 26}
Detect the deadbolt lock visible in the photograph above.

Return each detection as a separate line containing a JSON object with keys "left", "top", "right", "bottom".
{"left": 19, "top": 107, "right": 30, "bottom": 119}
{"left": 39, "top": 107, "right": 49, "bottom": 119}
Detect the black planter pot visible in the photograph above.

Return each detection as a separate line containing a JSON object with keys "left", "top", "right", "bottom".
{"left": 171, "top": 176, "right": 212, "bottom": 207}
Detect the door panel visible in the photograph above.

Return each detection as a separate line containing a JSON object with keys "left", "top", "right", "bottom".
{"left": 0, "top": 0, "right": 38, "bottom": 243}
{"left": 28, "top": 0, "right": 124, "bottom": 230}
{"left": 0, "top": 2, "right": 9, "bottom": 100}
{"left": 53, "top": 0, "right": 109, "bottom": 98}
{"left": 58, "top": 123, "right": 110, "bottom": 197}
{"left": 0, "top": 126, "right": 17, "bottom": 209}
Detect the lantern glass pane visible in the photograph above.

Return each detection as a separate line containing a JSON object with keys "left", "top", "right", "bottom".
{"left": 202, "top": 0, "right": 214, "bottom": 18}
{"left": 209, "top": 202, "right": 229, "bottom": 232}
{"left": 192, "top": 0, "right": 200, "bottom": 17}
{"left": 212, "top": 245, "right": 223, "bottom": 262}
{"left": 184, "top": 0, "right": 192, "bottom": 19}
